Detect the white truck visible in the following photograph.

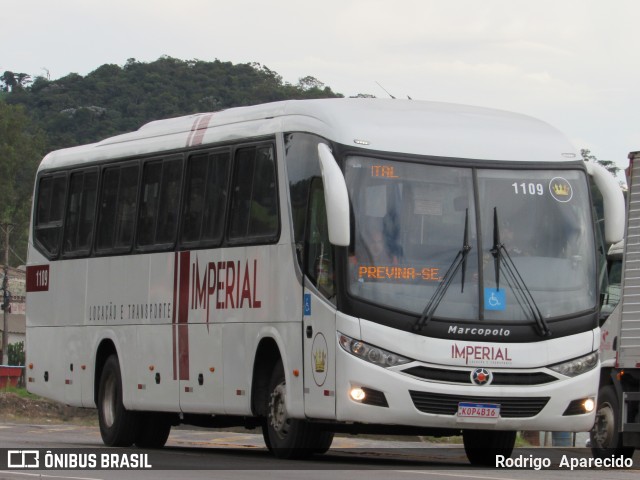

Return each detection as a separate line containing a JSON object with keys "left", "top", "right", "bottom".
{"left": 591, "top": 150, "right": 640, "bottom": 457}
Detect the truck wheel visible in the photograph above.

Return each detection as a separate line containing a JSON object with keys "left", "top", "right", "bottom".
{"left": 97, "top": 355, "right": 138, "bottom": 447}
{"left": 135, "top": 412, "right": 172, "bottom": 448}
{"left": 463, "top": 429, "right": 516, "bottom": 466}
{"left": 262, "top": 359, "right": 316, "bottom": 459}
{"left": 590, "top": 385, "right": 635, "bottom": 458}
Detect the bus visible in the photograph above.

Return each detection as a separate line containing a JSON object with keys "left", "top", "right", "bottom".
{"left": 26, "top": 99, "right": 625, "bottom": 465}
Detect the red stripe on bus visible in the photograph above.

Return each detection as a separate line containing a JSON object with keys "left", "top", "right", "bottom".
{"left": 185, "top": 120, "right": 197, "bottom": 147}
{"left": 190, "top": 114, "right": 213, "bottom": 146}
{"left": 178, "top": 251, "right": 191, "bottom": 381}
{"left": 172, "top": 252, "right": 179, "bottom": 380}
{"left": 185, "top": 113, "right": 213, "bottom": 147}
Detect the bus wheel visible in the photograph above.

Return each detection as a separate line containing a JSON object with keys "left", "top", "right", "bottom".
{"left": 262, "top": 359, "right": 315, "bottom": 459}
{"left": 590, "top": 386, "right": 635, "bottom": 458}
{"left": 97, "top": 355, "right": 138, "bottom": 447}
{"left": 135, "top": 412, "right": 172, "bottom": 448}
{"left": 311, "top": 430, "right": 334, "bottom": 455}
{"left": 463, "top": 429, "right": 516, "bottom": 466}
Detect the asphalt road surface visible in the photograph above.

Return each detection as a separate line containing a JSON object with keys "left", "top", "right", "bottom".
{"left": 0, "top": 423, "right": 638, "bottom": 480}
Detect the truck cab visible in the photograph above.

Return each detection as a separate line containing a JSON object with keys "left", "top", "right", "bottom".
{"left": 590, "top": 153, "right": 640, "bottom": 458}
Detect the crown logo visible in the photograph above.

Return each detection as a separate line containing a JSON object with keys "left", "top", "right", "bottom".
{"left": 553, "top": 183, "right": 570, "bottom": 196}
{"left": 314, "top": 349, "right": 326, "bottom": 373}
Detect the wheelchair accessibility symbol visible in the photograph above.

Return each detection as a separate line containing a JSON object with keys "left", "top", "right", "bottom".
{"left": 484, "top": 288, "right": 506, "bottom": 311}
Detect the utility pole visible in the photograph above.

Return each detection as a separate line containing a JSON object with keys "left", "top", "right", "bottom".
{"left": 1, "top": 223, "right": 13, "bottom": 365}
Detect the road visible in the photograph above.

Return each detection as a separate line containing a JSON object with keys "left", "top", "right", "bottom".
{"left": 0, "top": 423, "right": 638, "bottom": 480}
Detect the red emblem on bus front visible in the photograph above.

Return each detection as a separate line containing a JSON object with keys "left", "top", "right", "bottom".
{"left": 471, "top": 368, "right": 492, "bottom": 386}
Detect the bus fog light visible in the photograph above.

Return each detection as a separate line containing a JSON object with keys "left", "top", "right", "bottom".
{"left": 350, "top": 387, "right": 366, "bottom": 402}
{"left": 563, "top": 397, "right": 597, "bottom": 416}
{"left": 584, "top": 398, "right": 595, "bottom": 413}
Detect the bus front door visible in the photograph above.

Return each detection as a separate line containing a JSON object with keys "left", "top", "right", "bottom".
{"left": 302, "top": 178, "right": 337, "bottom": 419}
{"left": 303, "top": 287, "right": 337, "bottom": 419}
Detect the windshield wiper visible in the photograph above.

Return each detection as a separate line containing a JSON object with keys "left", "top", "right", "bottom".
{"left": 413, "top": 209, "right": 471, "bottom": 332}
{"left": 490, "top": 207, "right": 551, "bottom": 337}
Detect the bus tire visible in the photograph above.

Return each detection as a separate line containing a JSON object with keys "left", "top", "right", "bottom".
{"left": 311, "top": 430, "right": 334, "bottom": 455}
{"left": 135, "top": 412, "right": 172, "bottom": 449}
{"left": 590, "top": 385, "right": 635, "bottom": 458}
{"left": 97, "top": 355, "right": 138, "bottom": 447}
{"left": 463, "top": 429, "right": 515, "bottom": 466}
{"left": 262, "top": 359, "right": 315, "bottom": 459}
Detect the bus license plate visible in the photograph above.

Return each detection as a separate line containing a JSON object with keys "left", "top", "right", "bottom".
{"left": 457, "top": 402, "right": 500, "bottom": 419}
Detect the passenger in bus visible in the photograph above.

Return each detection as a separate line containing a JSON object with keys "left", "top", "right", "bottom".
{"left": 352, "top": 219, "right": 399, "bottom": 267}
{"left": 368, "top": 230, "right": 398, "bottom": 265}
{"left": 501, "top": 222, "right": 529, "bottom": 256}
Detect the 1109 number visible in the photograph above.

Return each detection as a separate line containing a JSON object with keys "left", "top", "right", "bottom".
{"left": 512, "top": 182, "right": 544, "bottom": 196}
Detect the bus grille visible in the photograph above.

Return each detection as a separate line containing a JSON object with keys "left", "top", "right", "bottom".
{"left": 409, "top": 391, "right": 550, "bottom": 418}
{"left": 402, "top": 366, "right": 557, "bottom": 386}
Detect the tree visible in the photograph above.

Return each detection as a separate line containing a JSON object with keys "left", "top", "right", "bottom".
{"left": 8, "top": 57, "right": 343, "bottom": 151}
{"left": 1, "top": 71, "right": 17, "bottom": 92}
{"left": 581, "top": 148, "right": 621, "bottom": 178}
{"left": 1, "top": 71, "right": 32, "bottom": 92}
{"left": 297, "top": 75, "right": 325, "bottom": 91}
{"left": 0, "top": 102, "right": 46, "bottom": 266}
{"left": 8, "top": 341, "right": 25, "bottom": 366}
{"left": 16, "top": 73, "right": 32, "bottom": 90}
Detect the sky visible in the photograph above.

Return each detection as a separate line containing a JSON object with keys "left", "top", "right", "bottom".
{"left": 3, "top": 0, "right": 639, "bottom": 172}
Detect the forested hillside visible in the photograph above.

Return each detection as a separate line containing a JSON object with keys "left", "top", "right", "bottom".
{"left": 0, "top": 56, "right": 343, "bottom": 265}
{"left": 3, "top": 56, "right": 341, "bottom": 150}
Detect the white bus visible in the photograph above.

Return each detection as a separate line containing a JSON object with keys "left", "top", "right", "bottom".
{"left": 26, "top": 99, "right": 625, "bottom": 465}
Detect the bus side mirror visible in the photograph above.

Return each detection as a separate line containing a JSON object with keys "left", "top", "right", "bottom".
{"left": 317, "top": 143, "right": 350, "bottom": 246}
{"left": 586, "top": 161, "right": 625, "bottom": 244}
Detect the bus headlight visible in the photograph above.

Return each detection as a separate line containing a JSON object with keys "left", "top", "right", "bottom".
{"left": 338, "top": 332, "right": 412, "bottom": 368}
{"left": 548, "top": 351, "right": 598, "bottom": 377}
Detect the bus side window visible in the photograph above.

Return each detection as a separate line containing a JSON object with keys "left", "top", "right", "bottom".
{"left": 284, "top": 133, "right": 328, "bottom": 271}
{"left": 137, "top": 161, "right": 162, "bottom": 247}
{"left": 228, "top": 144, "right": 279, "bottom": 242}
{"left": 201, "top": 151, "right": 230, "bottom": 243}
{"left": 306, "top": 178, "right": 335, "bottom": 301}
{"left": 181, "top": 154, "right": 208, "bottom": 243}
{"left": 62, "top": 169, "right": 98, "bottom": 256}
{"left": 137, "top": 157, "right": 183, "bottom": 248}
{"left": 181, "top": 150, "right": 230, "bottom": 246}
{"left": 155, "top": 159, "right": 183, "bottom": 244}
{"left": 34, "top": 174, "right": 68, "bottom": 258}
{"left": 96, "top": 164, "right": 139, "bottom": 253}
{"left": 115, "top": 165, "right": 139, "bottom": 249}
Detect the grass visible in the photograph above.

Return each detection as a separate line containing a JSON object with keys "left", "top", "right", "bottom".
{"left": 0, "top": 385, "right": 39, "bottom": 399}
{"left": 515, "top": 432, "right": 532, "bottom": 447}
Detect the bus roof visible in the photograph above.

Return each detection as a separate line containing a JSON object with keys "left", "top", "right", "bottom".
{"left": 38, "top": 98, "right": 579, "bottom": 171}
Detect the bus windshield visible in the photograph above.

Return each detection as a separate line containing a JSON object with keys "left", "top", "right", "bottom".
{"left": 345, "top": 156, "right": 596, "bottom": 324}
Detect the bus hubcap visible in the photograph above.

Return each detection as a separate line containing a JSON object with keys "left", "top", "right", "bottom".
{"left": 269, "top": 382, "right": 290, "bottom": 438}
{"left": 102, "top": 374, "right": 116, "bottom": 428}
